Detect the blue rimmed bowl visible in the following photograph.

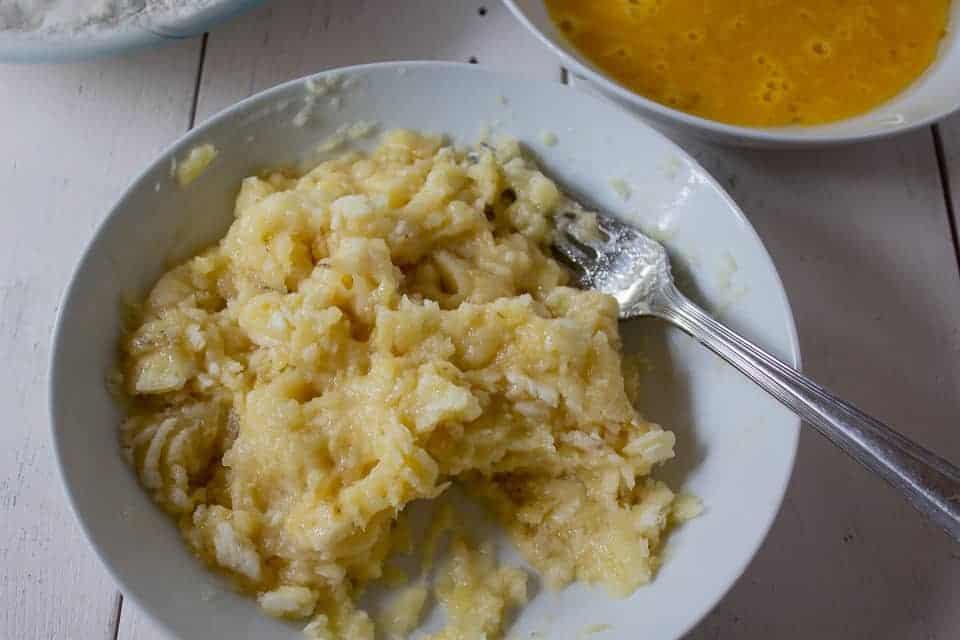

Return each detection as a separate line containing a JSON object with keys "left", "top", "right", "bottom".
{"left": 0, "top": 0, "right": 265, "bottom": 63}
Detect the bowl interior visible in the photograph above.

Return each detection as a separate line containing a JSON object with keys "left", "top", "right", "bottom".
{"left": 50, "top": 62, "right": 800, "bottom": 639}
{"left": 505, "top": 0, "right": 960, "bottom": 146}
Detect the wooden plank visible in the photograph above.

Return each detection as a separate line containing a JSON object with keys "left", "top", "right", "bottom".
{"left": 936, "top": 112, "right": 960, "bottom": 263}
{"left": 194, "top": 0, "right": 562, "bottom": 122}
{"left": 0, "top": 41, "right": 202, "bottom": 640}
{"left": 669, "top": 129, "right": 960, "bottom": 639}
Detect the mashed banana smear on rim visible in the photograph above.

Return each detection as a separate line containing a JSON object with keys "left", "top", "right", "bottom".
{"left": 118, "top": 130, "right": 697, "bottom": 638}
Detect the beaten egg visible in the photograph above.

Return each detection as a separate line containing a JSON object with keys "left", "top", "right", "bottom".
{"left": 546, "top": 0, "right": 951, "bottom": 126}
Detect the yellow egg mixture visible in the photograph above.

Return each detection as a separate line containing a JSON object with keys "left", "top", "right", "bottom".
{"left": 546, "top": 0, "right": 951, "bottom": 126}
{"left": 118, "top": 130, "right": 699, "bottom": 639}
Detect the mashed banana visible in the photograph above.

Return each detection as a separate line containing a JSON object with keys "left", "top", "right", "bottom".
{"left": 119, "top": 130, "right": 693, "bottom": 638}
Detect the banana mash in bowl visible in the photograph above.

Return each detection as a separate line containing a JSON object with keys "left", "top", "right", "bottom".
{"left": 118, "top": 129, "right": 695, "bottom": 638}
{"left": 50, "top": 62, "right": 800, "bottom": 640}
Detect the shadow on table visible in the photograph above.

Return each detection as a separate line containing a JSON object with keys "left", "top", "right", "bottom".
{"left": 680, "top": 135, "right": 960, "bottom": 639}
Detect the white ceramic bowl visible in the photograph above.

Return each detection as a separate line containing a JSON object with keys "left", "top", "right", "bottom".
{"left": 49, "top": 61, "right": 801, "bottom": 639}
{"left": 504, "top": 0, "right": 960, "bottom": 148}
{"left": 0, "top": 0, "right": 264, "bottom": 63}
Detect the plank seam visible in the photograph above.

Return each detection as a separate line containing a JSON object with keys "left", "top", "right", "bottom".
{"left": 188, "top": 33, "right": 210, "bottom": 130}
{"left": 110, "top": 593, "right": 123, "bottom": 640}
{"left": 932, "top": 124, "right": 960, "bottom": 278}
{"left": 112, "top": 32, "right": 209, "bottom": 639}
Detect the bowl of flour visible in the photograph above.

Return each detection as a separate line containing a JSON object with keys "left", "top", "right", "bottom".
{"left": 0, "top": 0, "right": 266, "bottom": 62}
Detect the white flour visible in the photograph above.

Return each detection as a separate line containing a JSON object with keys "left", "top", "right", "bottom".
{"left": 0, "top": 0, "right": 224, "bottom": 34}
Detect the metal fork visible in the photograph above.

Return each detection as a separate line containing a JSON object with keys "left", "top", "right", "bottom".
{"left": 553, "top": 199, "right": 960, "bottom": 542}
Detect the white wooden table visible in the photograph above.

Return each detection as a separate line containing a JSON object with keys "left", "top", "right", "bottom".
{"left": 2, "top": 2, "right": 958, "bottom": 638}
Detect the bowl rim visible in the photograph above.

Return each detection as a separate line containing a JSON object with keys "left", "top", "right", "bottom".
{"left": 47, "top": 59, "right": 802, "bottom": 640}
{"left": 502, "top": 0, "right": 960, "bottom": 147}
{"left": 0, "top": 0, "right": 265, "bottom": 63}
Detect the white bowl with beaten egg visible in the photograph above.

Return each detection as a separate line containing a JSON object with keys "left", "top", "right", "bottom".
{"left": 504, "top": 0, "right": 960, "bottom": 148}
{"left": 49, "top": 61, "right": 800, "bottom": 639}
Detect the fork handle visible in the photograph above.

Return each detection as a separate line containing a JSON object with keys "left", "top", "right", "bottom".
{"left": 652, "top": 284, "right": 960, "bottom": 542}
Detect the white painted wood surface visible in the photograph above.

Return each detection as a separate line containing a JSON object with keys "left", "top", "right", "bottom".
{"left": 0, "top": 40, "right": 202, "bottom": 640}
{"left": 673, "top": 130, "right": 960, "bottom": 639}
{"left": 2, "top": 1, "right": 959, "bottom": 639}
{"left": 194, "top": 0, "right": 562, "bottom": 123}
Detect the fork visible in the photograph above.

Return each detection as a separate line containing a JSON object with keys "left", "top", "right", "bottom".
{"left": 552, "top": 200, "right": 960, "bottom": 542}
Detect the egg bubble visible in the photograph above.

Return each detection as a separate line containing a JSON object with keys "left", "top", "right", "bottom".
{"left": 809, "top": 39, "right": 833, "bottom": 58}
